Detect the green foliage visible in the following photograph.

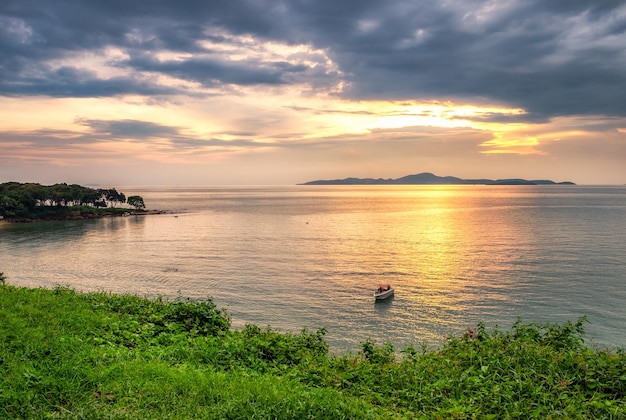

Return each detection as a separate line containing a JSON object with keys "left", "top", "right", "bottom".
{"left": 234, "top": 324, "right": 329, "bottom": 369}
{"left": 80, "top": 292, "right": 231, "bottom": 347}
{"left": 127, "top": 195, "right": 146, "bottom": 210}
{"left": 162, "top": 297, "right": 231, "bottom": 336}
{"left": 361, "top": 339, "right": 395, "bottom": 364}
{"left": 0, "top": 190, "right": 29, "bottom": 218}
{"left": 1, "top": 284, "right": 625, "bottom": 419}
{"left": 102, "top": 188, "right": 125, "bottom": 208}
{"left": 0, "top": 182, "right": 137, "bottom": 220}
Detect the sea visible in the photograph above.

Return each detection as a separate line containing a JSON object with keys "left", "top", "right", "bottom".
{"left": 1, "top": 185, "right": 625, "bottom": 353}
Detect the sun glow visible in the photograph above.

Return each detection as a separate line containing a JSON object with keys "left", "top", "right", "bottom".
{"left": 0, "top": 20, "right": 535, "bottom": 159}
{"left": 284, "top": 100, "right": 526, "bottom": 139}
{"left": 480, "top": 134, "right": 545, "bottom": 155}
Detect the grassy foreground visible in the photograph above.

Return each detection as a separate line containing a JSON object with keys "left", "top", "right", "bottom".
{"left": 1, "top": 284, "right": 625, "bottom": 419}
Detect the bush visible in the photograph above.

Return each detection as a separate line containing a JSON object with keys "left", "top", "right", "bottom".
{"left": 239, "top": 324, "right": 329, "bottom": 367}
{"left": 360, "top": 339, "right": 395, "bottom": 364}
{"left": 100, "top": 293, "right": 231, "bottom": 336}
{"left": 163, "top": 297, "right": 231, "bottom": 336}
{"left": 2, "top": 286, "right": 625, "bottom": 419}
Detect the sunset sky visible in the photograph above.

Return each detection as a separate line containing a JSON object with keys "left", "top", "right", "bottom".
{"left": 1, "top": 1, "right": 625, "bottom": 185}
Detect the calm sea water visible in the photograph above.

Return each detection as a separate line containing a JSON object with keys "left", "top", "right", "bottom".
{"left": 2, "top": 185, "right": 625, "bottom": 353}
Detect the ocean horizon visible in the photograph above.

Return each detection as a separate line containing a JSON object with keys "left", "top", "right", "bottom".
{"left": 2, "top": 184, "right": 625, "bottom": 353}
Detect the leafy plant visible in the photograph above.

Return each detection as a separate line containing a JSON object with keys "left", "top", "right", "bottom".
{"left": 1, "top": 285, "right": 625, "bottom": 419}
{"left": 360, "top": 339, "right": 395, "bottom": 364}
{"left": 162, "top": 297, "right": 231, "bottom": 336}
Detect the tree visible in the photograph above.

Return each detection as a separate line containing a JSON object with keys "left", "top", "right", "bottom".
{"left": 0, "top": 192, "right": 29, "bottom": 218}
{"left": 0, "top": 182, "right": 132, "bottom": 219}
{"left": 127, "top": 195, "right": 146, "bottom": 210}
{"left": 104, "top": 188, "right": 126, "bottom": 208}
{"left": 80, "top": 188, "right": 102, "bottom": 207}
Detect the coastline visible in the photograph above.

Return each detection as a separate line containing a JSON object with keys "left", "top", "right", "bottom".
{"left": 0, "top": 209, "right": 166, "bottom": 224}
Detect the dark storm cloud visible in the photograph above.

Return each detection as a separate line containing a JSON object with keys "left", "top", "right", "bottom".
{"left": 2, "top": 0, "right": 626, "bottom": 119}
{"left": 126, "top": 55, "right": 303, "bottom": 86}
{"left": 0, "top": 65, "right": 179, "bottom": 97}
{"left": 308, "top": 0, "right": 626, "bottom": 118}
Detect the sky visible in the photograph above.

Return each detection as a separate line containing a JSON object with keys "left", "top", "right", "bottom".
{"left": 1, "top": 0, "right": 625, "bottom": 186}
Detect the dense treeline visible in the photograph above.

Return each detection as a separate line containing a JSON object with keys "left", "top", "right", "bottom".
{"left": 0, "top": 182, "right": 144, "bottom": 220}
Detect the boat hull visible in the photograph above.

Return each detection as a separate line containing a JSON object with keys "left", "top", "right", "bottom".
{"left": 374, "top": 288, "right": 394, "bottom": 300}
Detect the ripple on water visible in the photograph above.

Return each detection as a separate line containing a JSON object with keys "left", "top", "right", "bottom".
{"left": 2, "top": 185, "right": 626, "bottom": 352}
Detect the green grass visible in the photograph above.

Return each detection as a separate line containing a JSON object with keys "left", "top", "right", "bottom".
{"left": 1, "top": 284, "right": 625, "bottom": 418}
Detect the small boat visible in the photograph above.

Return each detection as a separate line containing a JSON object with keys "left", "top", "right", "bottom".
{"left": 374, "top": 284, "right": 394, "bottom": 300}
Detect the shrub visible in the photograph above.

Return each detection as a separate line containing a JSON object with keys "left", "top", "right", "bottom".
{"left": 360, "top": 339, "right": 395, "bottom": 364}
{"left": 163, "top": 297, "right": 231, "bottom": 336}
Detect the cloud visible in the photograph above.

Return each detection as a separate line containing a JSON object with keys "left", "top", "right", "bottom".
{"left": 75, "top": 119, "right": 181, "bottom": 139}
{"left": 0, "top": 118, "right": 281, "bottom": 166}
{"left": 1, "top": 0, "right": 623, "bottom": 119}
{"left": 313, "top": 1, "right": 626, "bottom": 118}
{"left": 1, "top": 112, "right": 624, "bottom": 184}
{"left": 2, "top": 0, "right": 626, "bottom": 185}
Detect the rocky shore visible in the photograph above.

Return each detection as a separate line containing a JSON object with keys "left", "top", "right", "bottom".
{"left": 0, "top": 209, "right": 166, "bottom": 224}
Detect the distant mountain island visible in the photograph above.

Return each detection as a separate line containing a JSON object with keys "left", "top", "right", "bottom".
{"left": 300, "top": 172, "right": 576, "bottom": 186}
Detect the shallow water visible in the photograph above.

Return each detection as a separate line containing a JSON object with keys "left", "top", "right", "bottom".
{"left": 2, "top": 185, "right": 625, "bottom": 353}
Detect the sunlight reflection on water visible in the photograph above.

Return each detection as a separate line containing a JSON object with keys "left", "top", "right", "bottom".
{"left": 2, "top": 185, "right": 626, "bottom": 353}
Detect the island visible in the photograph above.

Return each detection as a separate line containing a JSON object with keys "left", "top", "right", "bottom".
{"left": 0, "top": 182, "right": 159, "bottom": 223}
{"left": 300, "top": 172, "right": 576, "bottom": 185}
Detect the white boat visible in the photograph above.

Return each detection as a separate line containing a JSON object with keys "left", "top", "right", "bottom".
{"left": 374, "top": 284, "right": 394, "bottom": 300}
